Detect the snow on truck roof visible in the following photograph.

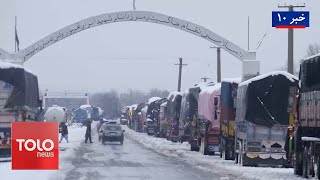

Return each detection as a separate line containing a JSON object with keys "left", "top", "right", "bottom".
{"left": 200, "top": 83, "right": 221, "bottom": 94}
{"left": 148, "top": 97, "right": 161, "bottom": 104}
{"left": 302, "top": 52, "right": 320, "bottom": 61}
{"left": 167, "top": 91, "right": 182, "bottom": 100}
{"left": 130, "top": 104, "right": 138, "bottom": 109}
{"left": 80, "top": 104, "right": 92, "bottom": 109}
{"left": 239, "top": 71, "right": 298, "bottom": 87}
{"left": 160, "top": 101, "right": 167, "bottom": 106}
{"left": 222, "top": 77, "right": 241, "bottom": 84}
{"left": 0, "top": 60, "right": 36, "bottom": 76}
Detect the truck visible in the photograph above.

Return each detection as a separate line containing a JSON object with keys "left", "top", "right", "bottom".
{"left": 219, "top": 79, "right": 240, "bottom": 160}
{"left": 146, "top": 97, "right": 161, "bottom": 136}
{"left": 179, "top": 86, "right": 201, "bottom": 150}
{"left": 132, "top": 103, "right": 146, "bottom": 132}
{"left": 127, "top": 105, "right": 136, "bottom": 129}
{"left": 72, "top": 107, "right": 88, "bottom": 125}
{"left": 166, "top": 91, "right": 182, "bottom": 142}
{"left": 120, "top": 106, "right": 128, "bottom": 125}
{"left": 141, "top": 106, "right": 148, "bottom": 133}
{"left": 0, "top": 61, "right": 42, "bottom": 159}
{"left": 197, "top": 83, "right": 221, "bottom": 155}
{"left": 235, "top": 71, "right": 298, "bottom": 167}
{"left": 292, "top": 54, "right": 320, "bottom": 178}
{"left": 146, "top": 97, "right": 167, "bottom": 137}
{"left": 91, "top": 106, "right": 103, "bottom": 121}
{"left": 159, "top": 101, "right": 168, "bottom": 138}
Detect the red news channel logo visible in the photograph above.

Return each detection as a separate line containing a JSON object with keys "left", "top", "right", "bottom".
{"left": 11, "top": 122, "right": 59, "bottom": 170}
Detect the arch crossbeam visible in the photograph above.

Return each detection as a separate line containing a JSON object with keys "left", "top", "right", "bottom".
{"left": 0, "top": 11, "right": 255, "bottom": 63}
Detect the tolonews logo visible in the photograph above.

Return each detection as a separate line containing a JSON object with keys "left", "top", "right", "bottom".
{"left": 12, "top": 122, "right": 59, "bottom": 170}
{"left": 16, "top": 139, "right": 55, "bottom": 158}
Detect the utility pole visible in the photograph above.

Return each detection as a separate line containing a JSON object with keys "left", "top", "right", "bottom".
{"left": 210, "top": 46, "right": 222, "bottom": 83}
{"left": 174, "top": 58, "right": 187, "bottom": 92}
{"left": 201, "top": 77, "right": 210, "bottom": 82}
{"left": 248, "top": 16, "right": 250, "bottom": 51}
{"left": 278, "top": 4, "right": 305, "bottom": 74}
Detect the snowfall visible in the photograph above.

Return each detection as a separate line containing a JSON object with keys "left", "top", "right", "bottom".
{"left": 0, "top": 121, "right": 314, "bottom": 180}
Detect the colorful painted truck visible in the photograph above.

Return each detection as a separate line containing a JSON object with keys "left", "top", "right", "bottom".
{"left": 179, "top": 86, "right": 201, "bottom": 150}
{"left": 219, "top": 79, "right": 240, "bottom": 160}
{"left": 0, "top": 61, "right": 41, "bottom": 159}
{"left": 166, "top": 91, "right": 182, "bottom": 142}
{"left": 292, "top": 54, "right": 320, "bottom": 178}
{"left": 235, "top": 71, "right": 298, "bottom": 167}
{"left": 197, "top": 83, "right": 221, "bottom": 155}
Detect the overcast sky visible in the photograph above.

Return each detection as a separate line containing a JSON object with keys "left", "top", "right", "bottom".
{"left": 1, "top": 0, "right": 319, "bottom": 93}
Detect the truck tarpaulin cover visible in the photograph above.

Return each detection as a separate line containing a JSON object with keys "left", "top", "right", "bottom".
{"left": 147, "top": 98, "right": 166, "bottom": 120}
{"left": 180, "top": 87, "right": 200, "bottom": 123}
{"left": 237, "top": 72, "right": 298, "bottom": 127}
{"left": 0, "top": 67, "right": 39, "bottom": 109}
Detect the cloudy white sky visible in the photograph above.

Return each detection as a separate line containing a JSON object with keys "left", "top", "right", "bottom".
{"left": 1, "top": 0, "right": 319, "bottom": 93}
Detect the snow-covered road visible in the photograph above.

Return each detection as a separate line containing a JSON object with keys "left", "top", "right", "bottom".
{"left": 0, "top": 122, "right": 314, "bottom": 180}
{"left": 1, "top": 123, "right": 239, "bottom": 180}
{"left": 123, "top": 126, "right": 313, "bottom": 180}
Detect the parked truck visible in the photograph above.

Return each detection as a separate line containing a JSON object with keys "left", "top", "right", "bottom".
{"left": 159, "top": 101, "right": 168, "bottom": 138}
{"left": 72, "top": 108, "right": 88, "bottom": 125}
{"left": 132, "top": 103, "right": 146, "bottom": 132}
{"left": 146, "top": 97, "right": 161, "bottom": 136}
{"left": 219, "top": 79, "right": 240, "bottom": 160}
{"left": 180, "top": 86, "right": 201, "bottom": 150}
{"left": 235, "top": 71, "right": 298, "bottom": 167}
{"left": 292, "top": 54, "right": 320, "bottom": 178}
{"left": 0, "top": 61, "right": 42, "bottom": 159}
{"left": 197, "top": 83, "right": 221, "bottom": 155}
{"left": 166, "top": 91, "right": 182, "bottom": 142}
{"left": 147, "top": 97, "right": 167, "bottom": 137}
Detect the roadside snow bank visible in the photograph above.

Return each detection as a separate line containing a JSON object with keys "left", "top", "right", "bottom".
{"left": 124, "top": 126, "right": 306, "bottom": 180}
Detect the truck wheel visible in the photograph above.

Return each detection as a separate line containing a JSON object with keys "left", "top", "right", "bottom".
{"left": 303, "top": 146, "right": 309, "bottom": 178}
{"left": 235, "top": 153, "right": 239, "bottom": 164}
{"left": 294, "top": 151, "right": 303, "bottom": 175}
{"left": 316, "top": 157, "right": 320, "bottom": 180}
{"left": 191, "top": 145, "right": 199, "bottom": 152}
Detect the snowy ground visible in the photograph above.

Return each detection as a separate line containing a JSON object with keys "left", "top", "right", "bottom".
{"left": 0, "top": 122, "right": 314, "bottom": 180}
{"left": 0, "top": 124, "right": 86, "bottom": 180}
{"left": 123, "top": 126, "right": 312, "bottom": 180}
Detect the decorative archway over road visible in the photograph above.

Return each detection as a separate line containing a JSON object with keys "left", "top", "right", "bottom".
{"left": 0, "top": 11, "right": 256, "bottom": 63}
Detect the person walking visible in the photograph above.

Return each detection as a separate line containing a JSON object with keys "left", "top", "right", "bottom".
{"left": 85, "top": 119, "right": 93, "bottom": 143}
{"left": 59, "top": 122, "right": 69, "bottom": 143}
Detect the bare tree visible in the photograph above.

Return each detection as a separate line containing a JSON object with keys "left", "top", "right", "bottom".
{"left": 306, "top": 43, "right": 320, "bottom": 57}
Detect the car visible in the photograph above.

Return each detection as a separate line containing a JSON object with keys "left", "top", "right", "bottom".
{"left": 101, "top": 124, "right": 125, "bottom": 144}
